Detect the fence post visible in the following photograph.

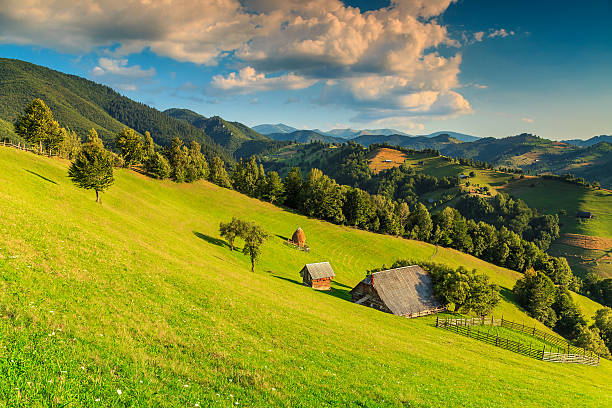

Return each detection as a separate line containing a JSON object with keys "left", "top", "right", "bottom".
{"left": 491, "top": 315, "right": 494, "bottom": 325}
{"left": 436, "top": 315, "right": 439, "bottom": 327}
{"left": 501, "top": 316, "right": 504, "bottom": 327}
{"left": 541, "top": 345, "right": 545, "bottom": 360}
{"left": 495, "top": 333, "right": 499, "bottom": 347}
{"left": 533, "top": 324, "right": 536, "bottom": 336}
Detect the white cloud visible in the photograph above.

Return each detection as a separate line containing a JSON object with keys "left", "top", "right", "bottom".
{"left": 92, "top": 58, "right": 155, "bottom": 78}
{"left": 489, "top": 28, "right": 515, "bottom": 38}
{"left": 522, "top": 117, "right": 534, "bottom": 123}
{"left": 473, "top": 83, "right": 488, "bottom": 89}
{"left": 0, "top": 0, "right": 473, "bottom": 120}
{"left": 210, "top": 67, "right": 316, "bottom": 94}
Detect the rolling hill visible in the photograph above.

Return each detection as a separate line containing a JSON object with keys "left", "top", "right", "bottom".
{"left": 265, "top": 130, "right": 344, "bottom": 144}
{"left": 1, "top": 145, "right": 609, "bottom": 407}
{"left": 563, "top": 135, "right": 612, "bottom": 147}
{"left": 164, "top": 108, "right": 272, "bottom": 156}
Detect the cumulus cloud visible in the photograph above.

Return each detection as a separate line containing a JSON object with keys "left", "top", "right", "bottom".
{"left": 92, "top": 58, "right": 155, "bottom": 78}
{"left": 0, "top": 0, "right": 474, "bottom": 122}
{"left": 210, "top": 67, "right": 316, "bottom": 94}
{"left": 473, "top": 31, "right": 485, "bottom": 42}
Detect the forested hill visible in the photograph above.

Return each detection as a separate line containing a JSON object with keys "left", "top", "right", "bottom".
{"left": 0, "top": 58, "right": 231, "bottom": 159}
{"left": 164, "top": 108, "right": 272, "bottom": 156}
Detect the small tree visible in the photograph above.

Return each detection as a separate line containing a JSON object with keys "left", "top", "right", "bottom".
{"left": 14, "top": 98, "right": 61, "bottom": 154}
{"left": 145, "top": 152, "right": 171, "bottom": 179}
{"left": 209, "top": 155, "right": 232, "bottom": 188}
{"left": 58, "top": 127, "right": 82, "bottom": 159}
{"left": 68, "top": 129, "right": 114, "bottom": 203}
{"left": 240, "top": 222, "right": 268, "bottom": 272}
{"left": 219, "top": 217, "right": 245, "bottom": 251}
{"left": 115, "top": 128, "right": 144, "bottom": 166}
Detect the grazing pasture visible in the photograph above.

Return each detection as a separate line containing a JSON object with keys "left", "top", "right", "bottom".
{"left": 0, "top": 146, "right": 610, "bottom": 407}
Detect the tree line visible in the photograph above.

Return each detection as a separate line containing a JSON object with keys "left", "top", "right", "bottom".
{"left": 513, "top": 269, "right": 611, "bottom": 357}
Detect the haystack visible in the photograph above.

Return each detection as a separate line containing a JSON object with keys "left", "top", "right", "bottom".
{"left": 292, "top": 227, "right": 306, "bottom": 247}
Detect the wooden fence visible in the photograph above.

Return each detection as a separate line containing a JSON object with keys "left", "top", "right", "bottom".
{"left": 1, "top": 140, "right": 39, "bottom": 154}
{"left": 436, "top": 316, "right": 599, "bottom": 366}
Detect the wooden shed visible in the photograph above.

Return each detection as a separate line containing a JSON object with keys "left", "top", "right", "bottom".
{"left": 300, "top": 262, "right": 335, "bottom": 290}
{"left": 350, "top": 265, "right": 445, "bottom": 318}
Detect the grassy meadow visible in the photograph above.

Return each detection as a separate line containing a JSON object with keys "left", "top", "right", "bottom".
{"left": 0, "top": 146, "right": 610, "bottom": 407}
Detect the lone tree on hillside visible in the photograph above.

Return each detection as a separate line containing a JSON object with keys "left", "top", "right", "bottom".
{"left": 115, "top": 128, "right": 144, "bottom": 166}
{"left": 219, "top": 217, "right": 245, "bottom": 251}
{"left": 241, "top": 221, "right": 268, "bottom": 272}
{"left": 14, "top": 98, "right": 61, "bottom": 154}
{"left": 68, "top": 129, "right": 114, "bottom": 204}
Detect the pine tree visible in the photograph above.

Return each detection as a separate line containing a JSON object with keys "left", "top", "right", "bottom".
{"left": 209, "top": 156, "right": 232, "bottom": 188}
{"left": 263, "top": 171, "right": 285, "bottom": 204}
{"left": 143, "top": 131, "right": 155, "bottom": 160}
{"left": 68, "top": 129, "right": 114, "bottom": 203}
{"left": 283, "top": 167, "right": 303, "bottom": 208}
{"left": 145, "top": 152, "right": 171, "bottom": 179}
{"left": 14, "top": 98, "right": 61, "bottom": 154}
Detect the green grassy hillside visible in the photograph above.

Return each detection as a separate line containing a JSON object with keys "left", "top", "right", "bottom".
{"left": 502, "top": 178, "right": 612, "bottom": 278}
{"left": 0, "top": 146, "right": 610, "bottom": 407}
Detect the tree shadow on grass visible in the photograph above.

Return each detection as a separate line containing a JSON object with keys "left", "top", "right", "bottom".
{"left": 25, "top": 169, "right": 57, "bottom": 184}
{"left": 193, "top": 231, "right": 230, "bottom": 249}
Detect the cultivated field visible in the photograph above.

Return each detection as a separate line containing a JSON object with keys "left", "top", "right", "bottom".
{"left": 0, "top": 147, "right": 610, "bottom": 407}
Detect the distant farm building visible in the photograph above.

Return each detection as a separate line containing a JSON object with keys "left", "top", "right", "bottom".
{"left": 291, "top": 227, "right": 307, "bottom": 247}
{"left": 383, "top": 159, "right": 393, "bottom": 163}
{"left": 459, "top": 174, "right": 468, "bottom": 179}
{"left": 300, "top": 262, "right": 335, "bottom": 290}
{"left": 577, "top": 211, "right": 593, "bottom": 219}
{"left": 350, "top": 265, "right": 444, "bottom": 318}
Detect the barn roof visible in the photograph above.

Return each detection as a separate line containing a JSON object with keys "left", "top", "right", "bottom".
{"left": 355, "top": 266, "right": 442, "bottom": 316}
{"left": 302, "top": 262, "right": 335, "bottom": 279}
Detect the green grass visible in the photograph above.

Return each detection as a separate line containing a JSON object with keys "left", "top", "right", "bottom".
{"left": 502, "top": 178, "right": 612, "bottom": 238}
{"left": 1, "top": 146, "right": 610, "bottom": 407}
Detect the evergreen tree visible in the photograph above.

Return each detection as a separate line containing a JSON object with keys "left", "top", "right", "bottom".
{"left": 115, "top": 128, "right": 144, "bottom": 166}
{"left": 283, "top": 167, "right": 303, "bottom": 208}
{"left": 68, "top": 129, "right": 114, "bottom": 203}
{"left": 14, "top": 98, "right": 61, "bottom": 154}
{"left": 209, "top": 155, "right": 232, "bottom": 188}
{"left": 301, "top": 168, "right": 345, "bottom": 224}
{"left": 263, "top": 171, "right": 285, "bottom": 204}
{"left": 185, "top": 141, "right": 209, "bottom": 182}
{"left": 145, "top": 152, "right": 171, "bottom": 179}
{"left": 143, "top": 131, "right": 155, "bottom": 159}
{"left": 165, "top": 137, "right": 188, "bottom": 182}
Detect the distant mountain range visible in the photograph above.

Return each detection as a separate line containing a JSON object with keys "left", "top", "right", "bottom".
{"left": 254, "top": 123, "right": 480, "bottom": 143}
{"left": 1, "top": 57, "right": 611, "bottom": 186}
{"left": 562, "top": 135, "right": 612, "bottom": 147}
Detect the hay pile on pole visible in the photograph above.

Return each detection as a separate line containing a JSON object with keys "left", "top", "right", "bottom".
{"left": 292, "top": 227, "right": 306, "bottom": 247}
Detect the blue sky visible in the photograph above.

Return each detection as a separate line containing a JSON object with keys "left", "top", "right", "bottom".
{"left": 0, "top": 0, "right": 610, "bottom": 140}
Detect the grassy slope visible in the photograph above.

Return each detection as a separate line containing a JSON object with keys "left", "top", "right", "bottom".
{"left": 0, "top": 147, "right": 610, "bottom": 407}
{"left": 502, "top": 178, "right": 612, "bottom": 278}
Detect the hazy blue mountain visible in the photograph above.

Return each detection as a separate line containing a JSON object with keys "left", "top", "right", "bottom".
{"left": 313, "top": 128, "right": 411, "bottom": 138}
{"left": 562, "top": 135, "right": 612, "bottom": 147}
{"left": 253, "top": 123, "right": 299, "bottom": 134}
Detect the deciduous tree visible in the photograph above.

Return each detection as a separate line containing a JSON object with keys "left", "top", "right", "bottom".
{"left": 68, "top": 129, "right": 114, "bottom": 203}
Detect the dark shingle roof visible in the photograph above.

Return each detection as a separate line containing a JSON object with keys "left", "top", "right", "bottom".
{"left": 303, "top": 262, "right": 335, "bottom": 279}
{"left": 361, "top": 266, "right": 442, "bottom": 316}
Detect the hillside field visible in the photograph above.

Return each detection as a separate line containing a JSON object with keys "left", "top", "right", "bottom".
{"left": 0, "top": 146, "right": 610, "bottom": 407}
{"left": 501, "top": 178, "right": 612, "bottom": 278}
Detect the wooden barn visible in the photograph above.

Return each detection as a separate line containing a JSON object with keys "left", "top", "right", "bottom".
{"left": 300, "top": 262, "right": 335, "bottom": 290}
{"left": 350, "top": 265, "right": 445, "bottom": 318}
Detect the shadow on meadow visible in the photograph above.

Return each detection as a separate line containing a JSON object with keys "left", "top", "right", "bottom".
{"left": 193, "top": 231, "right": 235, "bottom": 250}
{"left": 271, "top": 274, "right": 353, "bottom": 301}
{"left": 25, "top": 169, "right": 57, "bottom": 184}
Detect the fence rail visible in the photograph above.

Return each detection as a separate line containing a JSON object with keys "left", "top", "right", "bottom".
{"left": 436, "top": 316, "right": 599, "bottom": 366}
{"left": 1, "top": 140, "right": 39, "bottom": 153}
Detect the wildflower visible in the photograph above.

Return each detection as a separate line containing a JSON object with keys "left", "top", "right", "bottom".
{"left": 95, "top": 398, "right": 100, "bottom": 402}
{"left": 184, "top": 384, "right": 189, "bottom": 388}
{"left": 117, "top": 389, "right": 122, "bottom": 395}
